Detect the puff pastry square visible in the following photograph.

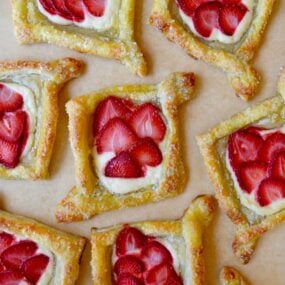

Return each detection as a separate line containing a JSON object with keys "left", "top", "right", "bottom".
{"left": 0, "top": 58, "right": 83, "bottom": 180}
{"left": 11, "top": 0, "right": 146, "bottom": 77}
{"left": 90, "top": 195, "right": 216, "bottom": 285}
{"left": 149, "top": 0, "right": 275, "bottom": 101}
{"left": 55, "top": 72, "right": 196, "bottom": 223}
{"left": 197, "top": 68, "right": 285, "bottom": 264}
{"left": 0, "top": 208, "right": 86, "bottom": 284}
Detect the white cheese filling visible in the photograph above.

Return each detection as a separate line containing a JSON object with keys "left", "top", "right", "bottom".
{"left": 37, "top": 0, "right": 120, "bottom": 31}
{"left": 179, "top": 0, "right": 254, "bottom": 44}
{"left": 226, "top": 125, "right": 285, "bottom": 216}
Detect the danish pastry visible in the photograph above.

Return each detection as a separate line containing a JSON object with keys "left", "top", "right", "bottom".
{"left": 0, "top": 58, "right": 83, "bottom": 180}
{"left": 197, "top": 67, "right": 285, "bottom": 264}
{"left": 11, "top": 0, "right": 146, "bottom": 77}
{"left": 0, "top": 208, "right": 86, "bottom": 284}
{"left": 55, "top": 72, "right": 196, "bottom": 222}
{"left": 149, "top": 0, "right": 275, "bottom": 100}
{"left": 90, "top": 195, "right": 216, "bottom": 285}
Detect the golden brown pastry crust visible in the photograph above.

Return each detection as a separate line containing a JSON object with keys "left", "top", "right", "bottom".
{"left": 197, "top": 67, "right": 285, "bottom": 264}
{"left": 90, "top": 195, "right": 216, "bottom": 285}
{"left": 220, "top": 267, "right": 249, "bottom": 285}
{"left": 0, "top": 208, "right": 86, "bottom": 285}
{"left": 55, "top": 72, "right": 195, "bottom": 223}
{"left": 11, "top": 0, "right": 146, "bottom": 77}
{"left": 149, "top": 0, "right": 276, "bottom": 101}
{"left": 0, "top": 58, "right": 83, "bottom": 180}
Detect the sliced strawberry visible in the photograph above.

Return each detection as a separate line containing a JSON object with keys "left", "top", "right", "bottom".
{"left": 0, "top": 233, "right": 15, "bottom": 254}
{"left": 0, "top": 139, "right": 21, "bottom": 169}
{"left": 39, "top": 0, "right": 57, "bottom": 14}
{"left": 144, "top": 263, "right": 182, "bottom": 285}
{"left": 83, "top": 0, "right": 106, "bottom": 17}
{"left": 237, "top": 162, "right": 268, "bottom": 194}
{"left": 114, "top": 255, "right": 144, "bottom": 277}
{"left": 141, "top": 241, "right": 173, "bottom": 270}
{"left": 52, "top": 0, "right": 73, "bottom": 19}
{"left": 116, "top": 226, "right": 146, "bottom": 257}
{"left": 1, "top": 241, "right": 38, "bottom": 271}
{"left": 105, "top": 152, "right": 143, "bottom": 178}
{"left": 129, "top": 103, "right": 166, "bottom": 142}
{"left": 0, "top": 111, "right": 27, "bottom": 143}
{"left": 269, "top": 152, "right": 285, "bottom": 180}
{"left": 176, "top": 0, "right": 208, "bottom": 17}
{"left": 93, "top": 96, "right": 132, "bottom": 136}
{"left": 228, "top": 131, "right": 263, "bottom": 170}
{"left": 65, "top": 0, "right": 85, "bottom": 21}
{"left": 219, "top": 4, "right": 248, "bottom": 36}
{"left": 259, "top": 133, "right": 285, "bottom": 163}
{"left": 257, "top": 178, "right": 285, "bottom": 206}
{"left": 21, "top": 254, "right": 50, "bottom": 283}
{"left": 96, "top": 118, "right": 138, "bottom": 154}
{"left": 116, "top": 274, "right": 143, "bottom": 285}
{"left": 0, "top": 271, "right": 31, "bottom": 285}
{"left": 130, "top": 138, "right": 162, "bottom": 167}
{"left": 193, "top": 2, "right": 222, "bottom": 38}
{"left": 0, "top": 84, "right": 23, "bottom": 113}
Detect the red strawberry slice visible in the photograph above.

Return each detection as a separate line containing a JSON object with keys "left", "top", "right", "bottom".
{"left": 0, "top": 139, "right": 21, "bottom": 169}
{"left": 105, "top": 152, "right": 143, "bottom": 178}
{"left": 257, "top": 178, "right": 285, "bottom": 206}
{"left": 93, "top": 97, "right": 132, "bottom": 136}
{"left": 129, "top": 103, "right": 166, "bottom": 142}
{"left": 228, "top": 131, "right": 263, "bottom": 170}
{"left": 269, "top": 152, "right": 285, "bottom": 180}
{"left": 0, "top": 111, "right": 27, "bottom": 143}
{"left": 141, "top": 241, "right": 173, "bottom": 270}
{"left": 144, "top": 263, "right": 182, "bottom": 285}
{"left": 96, "top": 118, "right": 138, "bottom": 154}
{"left": 83, "top": 0, "right": 106, "bottom": 17}
{"left": 0, "top": 271, "right": 31, "bottom": 285}
{"left": 116, "top": 226, "right": 147, "bottom": 257}
{"left": 114, "top": 255, "right": 144, "bottom": 277}
{"left": 52, "top": 0, "right": 73, "bottom": 19}
{"left": 176, "top": 0, "right": 208, "bottom": 17}
{"left": 0, "top": 233, "right": 15, "bottom": 254}
{"left": 0, "top": 84, "right": 23, "bottom": 113}
{"left": 237, "top": 162, "right": 268, "bottom": 194}
{"left": 259, "top": 133, "right": 285, "bottom": 163}
{"left": 219, "top": 4, "right": 248, "bottom": 36}
{"left": 65, "top": 0, "right": 85, "bottom": 21}
{"left": 130, "top": 138, "right": 162, "bottom": 167}
{"left": 193, "top": 2, "right": 222, "bottom": 38}
{"left": 21, "top": 254, "right": 50, "bottom": 283}
{"left": 116, "top": 274, "right": 143, "bottom": 285}
{"left": 1, "top": 241, "right": 38, "bottom": 271}
{"left": 39, "top": 0, "right": 57, "bottom": 14}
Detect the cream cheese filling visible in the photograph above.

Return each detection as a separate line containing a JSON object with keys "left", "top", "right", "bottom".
{"left": 37, "top": 0, "right": 120, "bottom": 31}
{"left": 226, "top": 125, "right": 285, "bottom": 216}
{"left": 179, "top": 0, "right": 254, "bottom": 44}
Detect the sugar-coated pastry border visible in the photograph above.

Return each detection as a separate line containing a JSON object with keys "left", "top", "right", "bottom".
{"left": 0, "top": 208, "right": 86, "bottom": 285}
{"left": 220, "top": 267, "right": 249, "bottom": 285}
{"left": 55, "top": 72, "right": 196, "bottom": 222}
{"left": 91, "top": 195, "right": 216, "bottom": 285}
{"left": 149, "top": 0, "right": 276, "bottom": 101}
{"left": 197, "top": 67, "right": 285, "bottom": 264}
{"left": 0, "top": 58, "right": 83, "bottom": 180}
{"left": 11, "top": 0, "right": 146, "bottom": 77}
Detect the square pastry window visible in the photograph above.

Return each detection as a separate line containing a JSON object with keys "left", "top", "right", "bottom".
{"left": 11, "top": 0, "right": 146, "bottom": 76}
{"left": 0, "top": 208, "right": 86, "bottom": 284}
{"left": 197, "top": 68, "right": 285, "bottom": 264}
{"left": 0, "top": 58, "right": 83, "bottom": 180}
{"left": 55, "top": 72, "right": 196, "bottom": 222}
{"left": 90, "top": 195, "right": 218, "bottom": 285}
{"left": 149, "top": 0, "right": 275, "bottom": 100}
